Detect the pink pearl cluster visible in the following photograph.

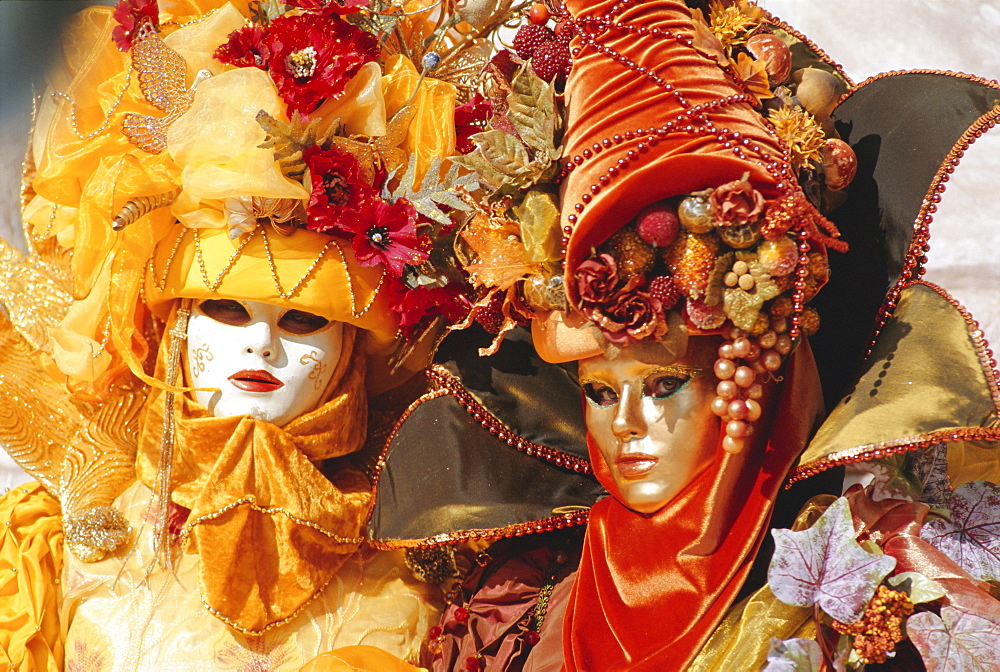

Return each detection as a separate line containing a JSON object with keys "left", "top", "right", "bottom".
{"left": 711, "top": 325, "right": 793, "bottom": 453}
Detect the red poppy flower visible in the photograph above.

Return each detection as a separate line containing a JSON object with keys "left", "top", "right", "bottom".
{"left": 349, "top": 199, "right": 429, "bottom": 277}
{"left": 214, "top": 25, "right": 269, "bottom": 69}
{"left": 112, "top": 0, "right": 159, "bottom": 52}
{"left": 454, "top": 93, "right": 492, "bottom": 155}
{"left": 303, "top": 146, "right": 379, "bottom": 234}
{"left": 285, "top": 0, "right": 370, "bottom": 15}
{"left": 388, "top": 282, "right": 471, "bottom": 340}
{"left": 263, "top": 13, "right": 378, "bottom": 114}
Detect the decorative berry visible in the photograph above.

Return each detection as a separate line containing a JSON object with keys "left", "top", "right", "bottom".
{"left": 525, "top": 630, "right": 542, "bottom": 646}
{"left": 464, "top": 656, "right": 481, "bottom": 671}
{"left": 513, "top": 24, "right": 555, "bottom": 60}
{"left": 531, "top": 40, "right": 571, "bottom": 83}
{"left": 635, "top": 201, "right": 680, "bottom": 247}
{"left": 662, "top": 230, "right": 720, "bottom": 300}
{"left": 648, "top": 275, "right": 681, "bottom": 309}
{"left": 606, "top": 227, "right": 655, "bottom": 276}
{"left": 527, "top": 3, "right": 551, "bottom": 25}
{"left": 474, "top": 292, "right": 505, "bottom": 334}
{"left": 800, "top": 306, "right": 820, "bottom": 336}
{"left": 454, "top": 606, "right": 470, "bottom": 623}
{"left": 554, "top": 19, "right": 573, "bottom": 44}
{"left": 429, "top": 626, "right": 443, "bottom": 639}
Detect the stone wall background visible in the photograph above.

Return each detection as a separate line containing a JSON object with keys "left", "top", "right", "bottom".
{"left": 3, "top": 1, "right": 1000, "bottom": 489}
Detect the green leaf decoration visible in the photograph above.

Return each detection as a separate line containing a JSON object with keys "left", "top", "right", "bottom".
{"left": 387, "top": 155, "right": 477, "bottom": 226}
{"left": 256, "top": 109, "right": 337, "bottom": 181}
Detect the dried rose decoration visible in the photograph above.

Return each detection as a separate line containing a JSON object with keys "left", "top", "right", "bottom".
{"left": 349, "top": 198, "right": 429, "bottom": 277}
{"left": 263, "top": 13, "right": 378, "bottom": 114}
{"left": 708, "top": 179, "right": 765, "bottom": 226}
{"left": 586, "top": 288, "right": 667, "bottom": 345}
{"left": 303, "top": 145, "right": 379, "bottom": 234}
{"left": 575, "top": 253, "right": 623, "bottom": 306}
{"left": 112, "top": 0, "right": 159, "bottom": 52}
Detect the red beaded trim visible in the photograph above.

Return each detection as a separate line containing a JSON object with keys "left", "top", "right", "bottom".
{"left": 368, "top": 509, "right": 591, "bottom": 550}
{"left": 556, "top": 4, "right": 801, "bottom": 257}
{"left": 426, "top": 364, "right": 594, "bottom": 475}
{"left": 787, "top": 279, "right": 1000, "bottom": 485}
{"left": 368, "top": 387, "right": 450, "bottom": 516}
{"left": 761, "top": 11, "right": 854, "bottom": 87}
{"left": 845, "top": 73, "right": 1000, "bottom": 355}
{"left": 787, "top": 427, "right": 1000, "bottom": 487}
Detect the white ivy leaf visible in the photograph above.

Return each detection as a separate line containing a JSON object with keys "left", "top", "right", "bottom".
{"left": 919, "top": 480, "right": 1000, "bottom": 582}
{"left": 762, "top": 637, "right": 823, "bottom": 672}
{"left": 768, "top": 497, "right": 897, "bottom": 623}
{"left": 887, "top": 571, "right": 946, "bottom": 604}
{"left": 908, "top": 606, "right": 1000, "bottom": 672}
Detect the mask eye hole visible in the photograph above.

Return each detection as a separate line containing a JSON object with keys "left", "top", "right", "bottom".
{"left": 643, "top": 373, "right": 692, "bottom": 400}
{"left": 582, "top": 382, "right": 619, "bottom": 407}
{"left": 198, "top": 299, "right": 251, "bottom": 326}
{"left": 278, "top": 309, "right": 330, "bottom": 335}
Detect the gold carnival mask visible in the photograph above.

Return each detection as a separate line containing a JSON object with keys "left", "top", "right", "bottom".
{"left": 579, "top": 336, "right": 721, "bottom": 514}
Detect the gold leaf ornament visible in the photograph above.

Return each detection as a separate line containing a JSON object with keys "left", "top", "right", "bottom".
{"left": 386, "top": 155, "right": 477, "bottom": 226}
{"left": 722, "top": 256, "right": 780, "bottom": 330}
{"left": 454, "top": 66, "right": 561, "bottom": 193}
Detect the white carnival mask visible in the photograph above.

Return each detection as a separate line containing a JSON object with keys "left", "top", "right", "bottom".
{"left": 184, "top": 299, "right": 344, "bottom": 426}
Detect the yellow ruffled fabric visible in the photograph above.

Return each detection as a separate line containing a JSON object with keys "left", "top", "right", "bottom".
{"left": 0, "top": 482, "right": 64, "bottom": 672}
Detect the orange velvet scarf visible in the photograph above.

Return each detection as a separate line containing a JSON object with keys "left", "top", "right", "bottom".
{"left": 561, "top": 345, "right": 823, "bottom": 671}
{"left": 136, "top": 310, "right": 373, "bottom": 634}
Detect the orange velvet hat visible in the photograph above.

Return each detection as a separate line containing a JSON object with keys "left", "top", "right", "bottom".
{"left": 531, "top": 0, "right": 849, "bottom": 363}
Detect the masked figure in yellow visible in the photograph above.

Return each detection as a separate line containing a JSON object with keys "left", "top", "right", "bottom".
{"left": 0, "top": 0, "right": 506, "bottom": 668}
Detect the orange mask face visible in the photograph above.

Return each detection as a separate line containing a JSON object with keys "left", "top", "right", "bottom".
{"left": 579, "top": 336, "right": 720, "bottom": 514}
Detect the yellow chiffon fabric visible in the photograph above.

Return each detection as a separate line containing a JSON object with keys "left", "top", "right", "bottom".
{"left": 0, "top": 483, "right": 64, "bottom": 672}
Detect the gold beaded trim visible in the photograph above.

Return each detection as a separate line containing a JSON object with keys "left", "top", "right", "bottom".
{"left": 193, "top": 227, "right": 256, "bottom": 292}
{"left": 179, "top": 495, "right": 365, "bottom": 546}
{"left": 147, "top": 226, "right": 189, "bottom": 292}
{"left": 50, "top": 62, "right": 133, "bottom": 141}
{"left": 259, "top": 225, "right": 335, "bottom": 300}
{"left": 200, "top": 570, "right": 337, "bottom": 635}
{"left": 326, "top": 237, "right": 386, "bottom": 319}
